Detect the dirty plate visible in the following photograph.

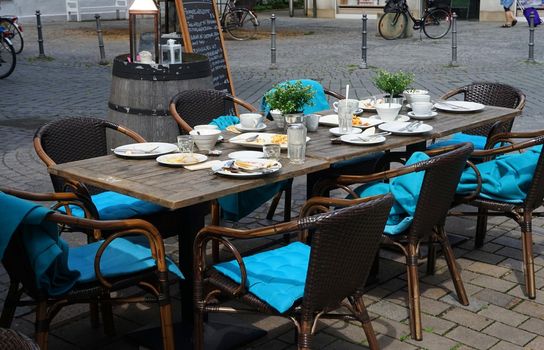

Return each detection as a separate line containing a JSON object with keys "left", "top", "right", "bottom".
{"left": 378, "top": 122, "right": 433, "bottom": 135}
{"left": 212, "top": 159, "right": 282, "bottom": 177}
{"left": 229, "top": 133, "right": 310, "bottom": 150}
{"left": 113, "top": 142, "right": 178, "bottom": 159}
{"left": 319, "top": 114, "right": 382, "bottom": 128}
{"left": 156, "top": 153, "right": 207, "bottom": 166}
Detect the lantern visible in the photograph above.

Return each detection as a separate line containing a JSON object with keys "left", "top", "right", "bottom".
{"left": 161, "top": 39, "right": 183, "bottom": 64}
{"left": 129, "top": 0, "right": 160, "bottom": 63}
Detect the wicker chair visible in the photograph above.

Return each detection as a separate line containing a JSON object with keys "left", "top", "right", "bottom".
{"left": 0, "top": 328, "right": 39, "bottom": 350}
{"left": 314, "top": 143, "right": 474, "bottom": 340}
{"left": 193, "top": 194, "right": 394, "bottom": 350}
{"left": 0, "top": 187, "right": 177, "bottom": 350}
{"left": 33, "top": 116, "right": 180, "bottom": 237}
{"left": 447, "top": 130, "right": 544, "bottom": 299}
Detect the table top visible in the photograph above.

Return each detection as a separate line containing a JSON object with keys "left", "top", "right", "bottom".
{"left": 48, "top": 105, "right": 520, "bottom": 210}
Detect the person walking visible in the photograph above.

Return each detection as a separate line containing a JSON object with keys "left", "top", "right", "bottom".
{"left": 501, "top": 0, "right": 518, "bottom": 27}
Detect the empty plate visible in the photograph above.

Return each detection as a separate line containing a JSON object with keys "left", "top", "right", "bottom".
{"left": 329, "top": 127, "right": 362, "bottom": 137}
{"left": 228, "top": 151, "right": 265, "bottom": 160}
{"left": 378, "top": 122, "right": 433, "bottom": 135}
{"left": 113, "top": 142, "right": 178, "bottom": 159}
{"left": 407, "top": 111, "right": 438, "bottom": 120}
{"left": 235, "top": 123, "right": 267, "bottom": 132}
{"left": 340, "top": 134, "right": 386, "bottom": 145}
{"left": 369, "top": 115, "right": 410, "bottom": 122}
{"left": 433, "top": 101, "right": 485, "bottom": 112}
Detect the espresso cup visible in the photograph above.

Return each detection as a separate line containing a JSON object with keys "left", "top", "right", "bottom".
{"left": 411, "top": 102, "right": 434, "bottom": 116}
{"left": 239, "top": 113, "right": 264, "bottom": 128}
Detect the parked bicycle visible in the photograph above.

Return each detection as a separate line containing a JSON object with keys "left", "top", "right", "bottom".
{"left": 220, "top": 0, "right": 259, "bottom": 41}
{"left": 0, "top": 26, "right": 16, "bottom": 78}
{"left": 379, "top": 0, "right": 452, "bottom": 40}
{"left": 0, "top": 15, "right": 23, "bottom": 54}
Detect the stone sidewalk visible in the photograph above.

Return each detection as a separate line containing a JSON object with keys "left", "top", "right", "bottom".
{"left": 1, "top": 10, "right": 544, "bottom": 349}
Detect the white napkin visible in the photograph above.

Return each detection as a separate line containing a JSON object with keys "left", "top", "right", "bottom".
{"left": 184, "top": 160, "right": 222, "bottom": 171}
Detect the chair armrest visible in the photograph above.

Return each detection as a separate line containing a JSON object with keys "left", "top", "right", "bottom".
{"left": 440, "top": 87, "right": 464, "bottom": 101}
{"left": 231, "top": 95, "right": 258, "bottom": 113}
{"left": 454, "top": 160, "right": 483, "bottom": 202}
{"left": 472, "top": 131, "right": 544, "bottom": 159}
{"left": 116, "top": 125, "right": 146, "bottom": 143}
{"left": 324, "top": 88, "right": 345, "bottom": 101}
{"left": 169, "top": 102, "right": 194, "bottom": 133}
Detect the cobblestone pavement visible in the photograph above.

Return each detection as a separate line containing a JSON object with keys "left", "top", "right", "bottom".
{"left": 1, "top": 10, "right": 544, "bottom": 349}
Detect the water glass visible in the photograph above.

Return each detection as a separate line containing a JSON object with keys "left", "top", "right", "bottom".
{"left": 305, "top": 114, "right": 320, "bottom": 132}
{"left": 287, "top": 123, "right": 307, "bottom": 164}
{"left": 263, "top": 144, "right": 281, "bottom": 160}
{"left": 337, "top": 99, "right": 359, "bottom": 134}
{"left": 177, "top": 135, "right": 194, "bottom": 153}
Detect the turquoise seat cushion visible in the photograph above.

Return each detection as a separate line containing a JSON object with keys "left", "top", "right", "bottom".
{"left": 428, "top": 133, "right": 487, "bottom": 150}
{"left": 219, "top": 181, "right": 288, "bottom": 222}
{"left": 213, "top": 242, "right": 310, "bottom": 313}
{"left": 59, "top": 191, "right": 164, "bottom": 220}
{"left": 457, "top": 145, "right": 542, "bottom": 203}
{"left": 69, "top": 237, "right": 183, "bottom": 283}
{"left": 353, "top": 152, "right": 430, "bottom": 235}
{"left": 209, "top": 115, "right": 240, "bottom": 130}
{"left": 261, "top": 79, "right": 331, "bottom": 115}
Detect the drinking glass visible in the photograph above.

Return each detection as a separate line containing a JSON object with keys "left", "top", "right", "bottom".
{"left": 337, "top": 99, "right": 359, "bottom": 134}
{"left": 177, "top": 135, "right": 194, "bottom": 153}
{"left": 305, "top": 114, "right": 320, "bottom": 132}
{"left": 263, "top": 144, "right": 281, "bottom": 160}
{"left": 287, "top": 123, "right": 307, "bottom": 164}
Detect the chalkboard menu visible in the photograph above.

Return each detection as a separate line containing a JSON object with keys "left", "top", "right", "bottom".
{"left": 175, "top": 0, "right": 234, "bottom": 95}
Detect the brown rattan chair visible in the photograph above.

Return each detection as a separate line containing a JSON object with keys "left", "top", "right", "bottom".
{"left": 0, "top": 328, "right": 39, "bottom": 350}
{"left": 193, "top": 194, "right": 394, "bottom": 350}
{"left": 0, "top": 187, "right": 177, "bottom": 350}
{"left": 314, "top": 143, "right": 474, "bottom": 340}
{"left": 447, "top": 130, "right": 544, "bottom": 299}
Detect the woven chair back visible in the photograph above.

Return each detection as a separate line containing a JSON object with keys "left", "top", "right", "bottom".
{"left": 410, "top": 143, "right": 474, "bottom": 240}
{"left": 458, "top": 82, "right": 525, "bottom": 136}
{"left": 301, "top": 194, "right": 393, "bottom": 315}
{"left": 524, "top": 136, "right": 544, "bottom": 210}
{"left": 170, "top": 89, "right": 236, "bottom": 132}
{"left": 35, "top": 117, "right": 118, "bottom": 195}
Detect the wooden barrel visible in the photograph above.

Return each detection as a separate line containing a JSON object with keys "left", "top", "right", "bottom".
{"left": 107, "top": 53, "right": 213, "bottom": 147}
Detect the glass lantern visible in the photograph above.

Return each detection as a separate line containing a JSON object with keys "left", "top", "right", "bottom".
{"left": 161, "top": 39, "right": 182, "bottom": 64}
{"left": 129, "top": 0, "right": 160, "bottom": 63}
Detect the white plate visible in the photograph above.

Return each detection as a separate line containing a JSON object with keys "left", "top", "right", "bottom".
{"left": 319, "top": 114, "right": 383, "bottom": 128}
{"left": 407, "top": 111, "right": 438, "bottom": 120}
{"left": 358, "top": 98, "right": 385, "bottom": 111}
{"left": 212, "top": 159, "right": 282, "bottom": 177}
{"left": 433, "top": 101, "right": 485, "bottom": 112}
{"left": 234, "top": 123, "right": 267, "bottom": 132}
{"left": 228, "top": 151, "right": 265, "bottom": 160}
{"left": 378, "top": 121, "right": 434, "bottom": 135}
{"left": 329, "top": 127, "right": 362, "bottom": 137}
{"left": 113, "top": 142, "right": 178, "bottom": 158}
{"left": 229, "top": 133, "right": 310, "bottom": 150}
{"left": 369, "top": 114, "right": 410, "bottom": 122}
{"left": 340, "top": 133, "right": 386, "bottom": 145}
{"left": 156, "top": 153, "right": 207, "bottom": 166}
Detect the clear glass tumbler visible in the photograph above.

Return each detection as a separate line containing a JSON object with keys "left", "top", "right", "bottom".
{"left": 287, "top": 123, "right": 307, "bottom": 164}
{"left": 177, "top": 135, "right": 194, "bottom": 153}
{"left": 263, "top": 143, "right": 281, "bottom": 160}
{"left": 337, "top": 99, "right": 359, "bottom": 134}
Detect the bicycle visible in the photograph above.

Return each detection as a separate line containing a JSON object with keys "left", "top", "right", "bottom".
{"left": 0, "top": 15, "right": 23, "bottom": 54}
{"left": 0, "top": 26, "right": 16, "bottom": 79}
{"left": 219, "top": 0, "right": 259, "bottom": 41}
{"left": 379, "top": 0, "right": 452, "bottom": 40}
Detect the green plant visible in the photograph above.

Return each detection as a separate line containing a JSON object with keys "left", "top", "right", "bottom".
{"left": 372, "top": 69, "right": 415, "bottom": 97}
{"left": 264, "top": 81, "right": 315, "bottom": 114}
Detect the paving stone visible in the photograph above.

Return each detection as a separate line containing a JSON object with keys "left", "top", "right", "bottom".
{"left": 446, "top": 325, "right": 499, "bottom": 350}
{"left": 482, "top": 322, "right": 536, "bottom": 346}
{"left": 367, "top": 300, "right": 408, "bottom": 322}
{"left": 420, "top": 313, "right": 455, "bottom": 335}
{"left": 440, "top": 292, "right": 489, "bottom": 313}
{"left": 322, "top": 339, "right": 373, "bottom": 349}
{"left": 404, "top": 329, "right": 460, "bottom": 350}
{"left": 464, "top": 250, "right": 507, "bottom": 265}
{"left": 478, "top": 304, "right": 529, "bottom": 327}
{"left": 519, "top": 318, "right": 544, "bottom": 337}
{"left": 470, "top": 275, "right": 517, "bottom": 293}
{"left": 368, "top": 316, "right": 410, "bottom": 339}
{"left": 524, "top": 336, "right": 544, "bottom": 350}
{"left": 488, "top": 340, "right": 524, "bottom": 350}
{"left": 442, "top": 307, "right": 493, "bottom": 331}
{"left": 466, "top": 262, "right": 511, "bottom": 278}
{"left": 508, "top": 285, "right": 544, "bottom": 304}
{"left": 503, "top": 271, "right": 544, "bottom": 290}
{"left": 473, "top": 288, "right": 522, "bottom": 308}
{"left": 513, "top": 300, "right": 544, "bottom": 320}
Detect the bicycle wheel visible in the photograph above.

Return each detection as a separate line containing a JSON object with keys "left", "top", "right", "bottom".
{"left": 423, "top": 8, "right": 452, "bottom": 39}
{"left": 224, "top": 9, "right": 258, "bottom": 40}
{"left": 0, "top": 20, "right": 23, "bottom": 54}
{"left": 0, "top": 38, "right": 15, "bottom": 79}
{"left": 379, "top": 13, "right": 408, "bottom": 40}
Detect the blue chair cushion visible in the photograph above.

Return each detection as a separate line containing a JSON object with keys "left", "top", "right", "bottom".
{"left": 209, "top": 115, "right": 240, "bottom": 130}
{"left": 213, "top": 242, "right": 310, "bottom": 313}
{"left": 59, "top": 191, "right": 164, "bottom": 220}
{"left": 457, "top": 145, "right": 542, "bottom": 203}
{"left": 261, "top": 79, "right": 331, "bottom": 115}
{"left": 69, "top": 237, "right": 183, "bottom": 283}
{"left": 353, "top": 152, "right": 430, "bottom": 235}
{"left": 428, "top": 133, "right": 487, "bottom": 151}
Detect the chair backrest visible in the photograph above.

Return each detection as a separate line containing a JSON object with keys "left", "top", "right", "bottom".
{"left": 443, "top": 82, "right": 525, "bottom": 137}
{"left": 34, "top": 117, "right": 133, "bottom": 194}
{"left": 410, "top": 143, "right": 474, "bottom": 240}
{"left": 169, "top": 89, "right": 237, "bottom": 133}
{"left": 301, "top": 194, "right": 393, "bottom": 315}
{"left": 523, "top": 141, "right": 544, "bottom": 211}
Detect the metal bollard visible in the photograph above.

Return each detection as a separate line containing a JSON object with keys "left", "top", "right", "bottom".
{"left": 360, "top": 14, "right": 368, "bottom": 69}
{"left": 270, "top": 14, "right": 277, "bottom": 70}
{"left": 35, "top": 10, "right": 45, "bottom": 58}
{"left": 528, "top": 13, "right": 535, "bottom": 62}
{"left": 450, "top": 12, "right": 458, "bottom": 66}
{"left": 95, "top": 15, "right": 108, "bottom": 65}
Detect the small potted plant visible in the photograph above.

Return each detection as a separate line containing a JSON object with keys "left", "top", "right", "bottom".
{"left": 264, "top": 81, "right": 315, "bottom": 127}
{"left": 372, "top": 69, "right": 415, "bottom": 104}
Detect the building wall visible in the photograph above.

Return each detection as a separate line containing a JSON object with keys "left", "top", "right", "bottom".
{"left": 1, "top": 0, "right": 66, "bottom": 19}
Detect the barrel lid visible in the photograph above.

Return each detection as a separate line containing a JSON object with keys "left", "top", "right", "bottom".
{"left": 112, "top": 53, "right": 212, "bottom": 81}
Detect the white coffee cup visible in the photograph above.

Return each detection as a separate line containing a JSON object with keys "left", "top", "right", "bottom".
{"left": 194, "top": 124, "right": 219, "bottom": 131}
{"left": 411, "top": 102, "right": 434, "bottom": 116}
{"left": 409, "top": 94, "right": 431, "bottom": 104}
{"left": 239, "top": 113, "right": 264, "bottom": 128}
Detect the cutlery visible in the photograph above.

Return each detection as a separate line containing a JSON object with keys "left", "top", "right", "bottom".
{"left": 398, "top": 121, "right": 422, "bottom": 132}
{"left": 433, "top": 100, "right": 470, "bottom": 110}
{"left": 113, "top": 145, "right": 160, "bottom": 154}
{"left": 241, "top": 134, "right": 259, "bottom": 142}
{"left": 349, "top": 132, "right": 391, "bottom": 142}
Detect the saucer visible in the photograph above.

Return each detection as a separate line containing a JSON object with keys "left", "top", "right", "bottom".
{"left": 407, "top": 111, "right": 438, "bottom": 120}
{"left": 369, "top": 114, "right": 410, "bottom": 122}
{"left": 329, "top": 127, "right": 362, "bottom": 137}
{"left": 235, "top": 123, "right": 267, "bottom": 132}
